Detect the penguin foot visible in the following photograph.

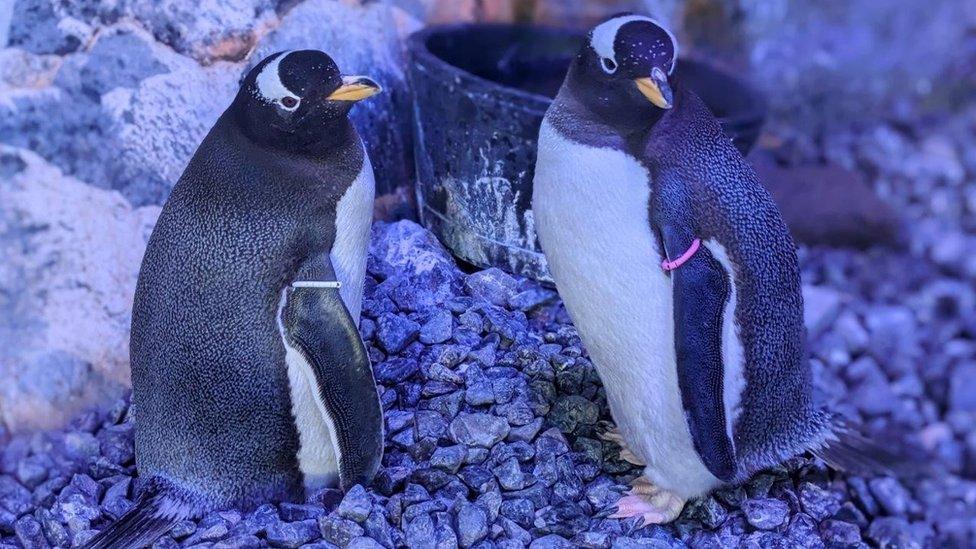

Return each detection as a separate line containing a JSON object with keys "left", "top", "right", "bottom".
{"left": 599, "top": 427, "right": 646, "bottom": 466}
{"left": 609, "top": 476, "right": 685, "bottom": 525}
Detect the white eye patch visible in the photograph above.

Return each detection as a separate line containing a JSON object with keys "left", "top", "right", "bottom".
{"left": 590, "top": 14, "right": 678, "bottom": 75}
{"left": 255, "top": 51, "right": 302, "bottom": 110}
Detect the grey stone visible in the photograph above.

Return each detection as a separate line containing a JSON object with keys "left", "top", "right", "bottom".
{"left": 318, "top": 515, "right": 364, "bottom": 547}
{"left": 375, "top": 314, "right": 421, "bottom": 354}
{"left": 277, "top": 503, "right": 324, "bottom": 523}
{"left": 866, "top": 517, "right": 923, "bottom": 548}
{"left": 420, "top": 310, "right": 453, "bottom": 345}
{"left": 347, "top": 536, "right": 385, "bottom": 549}
{"left": 463, "top": 365, "right": 495, "bottom": 406}
{"left": 802, "top": 285, "right": 844, "bottom": 337}
{"left": 529, "top": 534, "right": 574, "bottom": 549}
{"left": 799, "top": 482, "right": 840, "bottom": 521}
{"left": 404, "top": 514, "right": 436, "bottom": 549}
{"left": 494, "top": 457, "right": 526, "bottom": 491}
{"left": 456, "top": 503, "right": 488, "bottom": 547}
{"left": 508, "top": 417, "right": 544, "bottom": 443}
{"left": 213, "top": 535, "right": 263, "bottom": 549}
{"left": 450, "top": 413, "right": 510, "bottom": 448}
{"left": 509, "top": 288, "right": 556, "bottom": 311}
{"left": 337, "top": 484, "right": 372, "bottom": 523}
{"left": 363, "top": 510, "right": 394, "bottom": 549}
{"left": 547, "top": 396, "right": 600, "bottom": 433}
{"left": 458, "top": 465, "right": 495, "bottom": 493}
{"left": 374, "top": 357, "right": 419, "bottom": 384}
{"left": 742, "top": 498, "right": 789, "bottom": 530}
{"left": 15, "top": 456, "right": 48, "bottom": 489}
{"left": 13, "top": 515, "right": 46, "bottom": 549}
{"left": 265, "top": 519, "right": 318, "bottom": 548}
{"left": 721, "top": 1, "right": 970, "bottom": 129}
{"left": 864, "top": 306, "right": 919, "bottom": 362}
{"left": 374, "top": 467, "right": 410, "bottom": 496}
{"left": 464, "top": 268, "right": 518, "bottom": 306}
{"left": 414, "top": 411, "right": 448, "bottom": 440}
{"left": 821, "top": 520, "right": 862, "bottom": 546}
{"left": 868, "top": 477, "right": 911, "bottom": 516}
{"left": 574, "top": 531, "right": 611, "bottom": 549}
{"left": 430, "top": 445, "right": 466, "bottom": 474}
{"left": 500, "top": 498, "right": 534, "bottom": 529}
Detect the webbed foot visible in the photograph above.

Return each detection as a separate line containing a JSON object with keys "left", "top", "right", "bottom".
{"left": 609, "top": 476, "right": 685, "bottom": 525}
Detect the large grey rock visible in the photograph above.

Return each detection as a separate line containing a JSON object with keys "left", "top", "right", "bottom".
{"left": 0, "top": 24, "right": 241, "bottom": 206}
{"left": 7, "top": 0, "right": 275, "bottom": 63}
{"left": 53, "top": 29, "right": 168, "bottom": 97}
{"left": 121, "top": 0, "right": 277, "bottom": 64}
{"left": 102, "top": 27, "right": 241, "bottom": 205}
{"left": 7, "top": 0, "right": 93, "bottom": 55}
{"left": 0, "top": 84, "right": 114, "bottom": 194}
{"left": 0, "top": 147, "right": 159, "bottom": 432}
{"left": 0, "top": 48, "right": 62, "bottom": 89}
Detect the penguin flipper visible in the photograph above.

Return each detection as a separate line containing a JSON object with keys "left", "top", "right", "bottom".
{"left": 662, "top": 224, "right": 737, "bottom": 482}
{"left": 282, "top": 256, "right": 384, "bottom": 490}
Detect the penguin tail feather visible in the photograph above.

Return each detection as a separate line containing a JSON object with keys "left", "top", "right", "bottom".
{"left": 83, "top": 482, "right": 188, "bottom": 549}
{"left": 812, "top": 420, "right": 932, "bottom": 478}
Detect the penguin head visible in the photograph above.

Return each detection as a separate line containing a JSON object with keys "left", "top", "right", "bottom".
{"left": 232, "top": 50, "right": 380, "bottom": 148}
{"left": 570, "top": 14, "right": 678, "bottom": 128}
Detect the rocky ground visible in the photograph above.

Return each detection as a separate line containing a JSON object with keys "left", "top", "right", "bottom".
{"left": 3, "top": 102, "right": 976, "bottom": 549}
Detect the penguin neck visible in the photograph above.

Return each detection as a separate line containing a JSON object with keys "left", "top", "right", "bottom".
{"left": 294, "top": 118, "right": 358, "bottom": 157}
{"left": 231, "top": 106, "right": 358, "bottom": 159}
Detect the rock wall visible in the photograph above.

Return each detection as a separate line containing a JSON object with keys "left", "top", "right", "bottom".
{"left": 0, "top": 147, "right": 160, "bottom": 432}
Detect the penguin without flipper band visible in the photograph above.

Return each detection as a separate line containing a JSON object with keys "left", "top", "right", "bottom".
{"left": 661, "top": 238, "right": 701, "bottom": 271}
{"left": 292, "top": 281, "right": 342, "bottom": 289}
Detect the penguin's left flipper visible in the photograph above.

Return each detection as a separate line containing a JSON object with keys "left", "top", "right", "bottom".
{"left": 282, "top": 256, "right": 384, "bottom": 490}
{"left": 662, "top": 224, "right": 737, "bottom": 483}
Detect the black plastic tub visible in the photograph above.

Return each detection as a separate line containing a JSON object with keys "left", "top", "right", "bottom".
{"left": 408, "top": 24, "right": 767, "bottom": 283}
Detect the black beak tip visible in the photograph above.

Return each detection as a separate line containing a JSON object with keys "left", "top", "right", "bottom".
{"left": 356, "top": 76, "right": 381, "bottom": 92}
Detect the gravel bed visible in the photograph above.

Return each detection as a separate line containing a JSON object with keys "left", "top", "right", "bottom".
{"left": 2, "top": 110, "right": 976, "bottom": 548}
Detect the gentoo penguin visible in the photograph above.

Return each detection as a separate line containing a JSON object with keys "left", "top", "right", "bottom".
{"left": 87, "top": 50, "right": 384, "bottom": 548}
{"left": 532, "top": 14, "right": 892, "bottom": 523}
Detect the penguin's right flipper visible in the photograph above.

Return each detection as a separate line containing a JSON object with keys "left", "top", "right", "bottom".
{"left": 282, "top": 256, "right": 384, "bottom": 490}
{"left": 662, "top": 224, "right": 737, "bottom": 482}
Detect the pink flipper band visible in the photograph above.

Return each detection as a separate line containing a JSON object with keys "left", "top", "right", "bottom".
{"left": 661, "top": 238, "right": 701, "bottom": 271}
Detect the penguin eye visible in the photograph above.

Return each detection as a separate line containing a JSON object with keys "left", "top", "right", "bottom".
{"left": 601, "top": 58, "right": 617, "bottom": 73}
{"left": 280, "top": 96, "right": 299, "bottom": 109}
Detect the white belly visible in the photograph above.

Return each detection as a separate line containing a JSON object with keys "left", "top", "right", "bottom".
{"left": 532, "top": 119, "right": 719, "bottom": 496}
{"left": 279, "top": 156, "right": 375, "bottom": 491}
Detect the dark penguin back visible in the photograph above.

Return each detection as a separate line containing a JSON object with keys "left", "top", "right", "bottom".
{"left": 645, "top": 85, "right": 832, "bottom": 472}
{"left": 130, "top": 111, "right": 365, "bottom": 510}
